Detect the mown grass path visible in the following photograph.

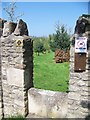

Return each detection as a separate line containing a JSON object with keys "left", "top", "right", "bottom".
{"left": 34, "top": 52, "right": 69, "bottom": 92}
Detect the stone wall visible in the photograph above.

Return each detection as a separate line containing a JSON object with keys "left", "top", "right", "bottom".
{"left": 0, "top": 19, "right": 33, "bottom": 118}
{"left": 0, "top": 31, "right": 3, "bottom": 119}
{"left": 68, "top": 14, "right": 90, "bottom": 118}
{"left": 28, "top": 88, "right": 68, "bottom": 118}
{"left": 0, "top": 18, "right": 3, "bottom": 119}
{"left": 67, "top": 46, "right": 89, "bottom": 118}
{"left": 0, "top": 18, "right": 7, "bottom": 37}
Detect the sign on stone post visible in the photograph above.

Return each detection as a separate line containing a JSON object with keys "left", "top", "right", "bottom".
{"left": 75, "top": 37, "right": 87, "bottom": 53}
{"left": 74, "top": 37, "right": 87, "bottom": 72}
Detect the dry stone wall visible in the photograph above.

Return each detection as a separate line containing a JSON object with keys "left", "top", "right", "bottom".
{"left": 68, "top": 14, "right": 90, "bottom": 118}
{"left": 0, "top": 19, "right": 33, "bottom": 118}
{"left": 0, "top": 18, "right": 3, "bottom": 119}
{"left": 28, "top": 88, "right": 68, "bottom": 118}
{"left": 0, "top": 37, "right": 3, "bottom": 119}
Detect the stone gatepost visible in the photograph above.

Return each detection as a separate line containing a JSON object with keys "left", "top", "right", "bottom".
{"left": 0, "top": 35, "right": 3, "bottom": 119}
{"left": 68, "top": 14, "right": 90, "bottom": 118}
{"left": 0, "top": 18, "right": 6, "bottom": 118}
{"left": 0, "top": 19, "right": 33, "bottom": 118}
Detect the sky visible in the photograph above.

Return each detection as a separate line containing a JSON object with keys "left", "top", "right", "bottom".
{"left": 1, "top": 1, "right": 89, "bottom": 37}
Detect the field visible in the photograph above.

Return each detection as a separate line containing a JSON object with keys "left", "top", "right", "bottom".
{"left": 33, "top": 52, "right": 69, "bottom": 92}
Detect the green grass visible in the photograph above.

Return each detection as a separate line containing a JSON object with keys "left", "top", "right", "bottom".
{"left": 33, "top": 52, "right": 69, "bottom": 92}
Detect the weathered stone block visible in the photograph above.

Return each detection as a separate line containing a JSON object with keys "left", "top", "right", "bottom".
{"left": 13, "top": 19, "right": 28, "bottom": 36}
{"left": 3, "top": 22, "right": 16, "bottom": 37}
{"left": 28, "top": 88, "right": 68, "bottom": 118}
{"left": 7, "top": 67, "right": 24, "bottom": 87}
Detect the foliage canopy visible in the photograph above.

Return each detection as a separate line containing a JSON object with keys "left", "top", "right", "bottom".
{"left": 49, "top": 24, "right": 70, "bottom": 52}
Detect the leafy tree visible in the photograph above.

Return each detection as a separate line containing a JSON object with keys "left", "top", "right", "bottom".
{"left": 33, "top": 38, "right": 46, "bottom": 56}
{"left": 42, "top": 37, "right": 51, "bottom": 53}
{"left": 33, "top": 36, "right": 51, "bottom": 54}
{"left": 49, "top": 24, "right": 70, "bottom": 52}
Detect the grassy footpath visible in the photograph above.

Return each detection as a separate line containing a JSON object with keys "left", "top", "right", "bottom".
{"left": 33, "top": 52, "right": 69, "bottom": 92}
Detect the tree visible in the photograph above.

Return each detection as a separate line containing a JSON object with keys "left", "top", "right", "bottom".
{"left": 33, "top": 36, "right": 51, "bottom": 54}
{"left": 49, "top": 23, "right": 70, "bottom": 52}
{"left": 3, "top": 1, "right": 23, "bottom": 22}
{"left": 33, "top": 38, "right": 46, "bottom": 56}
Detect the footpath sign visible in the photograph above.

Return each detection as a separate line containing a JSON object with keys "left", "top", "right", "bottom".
{"left": 75, "top": 37, "right": 87, "bottom": 53}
